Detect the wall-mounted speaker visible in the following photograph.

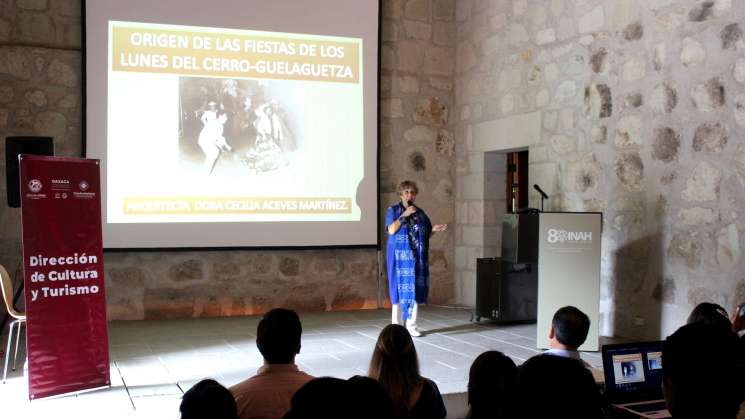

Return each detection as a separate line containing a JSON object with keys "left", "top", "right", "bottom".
{"left": 5, "top": 136, "right": 54, "bottom": 207}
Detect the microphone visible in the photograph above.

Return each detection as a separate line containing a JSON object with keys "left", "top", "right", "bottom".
{"left": 406, "top": 200, "right": 418, "bottom": 223}
{"left": 533, "top": 184, "right": 548, "bottom": 199}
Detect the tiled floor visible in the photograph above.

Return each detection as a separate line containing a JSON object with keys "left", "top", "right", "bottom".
{"left": 1, "top": 307, "right": 604, "bottom": 418}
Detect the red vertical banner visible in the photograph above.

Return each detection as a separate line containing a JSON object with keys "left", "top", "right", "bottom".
{"left": 20, "top": 155, "right": 110, "bottom": 399}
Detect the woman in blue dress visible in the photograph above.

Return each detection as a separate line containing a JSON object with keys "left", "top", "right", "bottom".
{"left": 385, "top": 180, "right": 447, "bottom": 337}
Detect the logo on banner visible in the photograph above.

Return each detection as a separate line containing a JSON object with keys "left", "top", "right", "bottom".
{"left": 547, "top": 228, "right": 592, "bottom": 244}
{"left": 28, "top": 179, "right": 42, "bottom": 193}
{"left": 79, "top": 180, "right": 89, "bottom": 191}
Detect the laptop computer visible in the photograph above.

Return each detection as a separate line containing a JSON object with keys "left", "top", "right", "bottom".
{"left": 601, "top": 341, "right": 671, "bottom": 418}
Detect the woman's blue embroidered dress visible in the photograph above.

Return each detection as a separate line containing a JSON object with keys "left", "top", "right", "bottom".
{"left": 385, "top": 202, "right": 432, "bottom": 323}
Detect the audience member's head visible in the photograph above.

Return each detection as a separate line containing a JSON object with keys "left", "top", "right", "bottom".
{"left": 518, "top": 354, "right": 602, "bottom": 419}
{"left": 180, "top": 378, "right": 237, "bottom": 419}
{"left": 467, "top": 351, "right": 518, "bottom": 419}
{"left": 368, "top": 324, "right": 422, "bottom": 417}
{"left": 256, "top": 308, "right": 302, "bottom": 364}
{"left": 662, "top": 322, "right": 740, "bottom": 419}
{"left": 549, "top": 305, "right": 591, "bottom": 350}
{"left": 347, "top": 375, "right": 397, "bottom": 419}
{"left": 686, "top": 302, "right": 732, "bottom": 333}
{"left": 283, "top": 377, "right": 351, "bottom": 419}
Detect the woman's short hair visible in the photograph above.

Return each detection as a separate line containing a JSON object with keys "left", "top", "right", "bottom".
{"left": 397, "top": 180, "right": 418, "bottom": 194}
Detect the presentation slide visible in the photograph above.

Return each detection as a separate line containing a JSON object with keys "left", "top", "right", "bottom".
{"left": 85, "top": 0, "right": 379, "bottom": 248}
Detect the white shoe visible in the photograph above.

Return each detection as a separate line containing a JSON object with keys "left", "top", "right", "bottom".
{"left": 407, "top": 325, "right": 422, "bottom": 337}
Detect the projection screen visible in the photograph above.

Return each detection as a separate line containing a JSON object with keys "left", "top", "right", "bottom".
{"left": 84, "top": 0, "right": 380, "bottom": 248}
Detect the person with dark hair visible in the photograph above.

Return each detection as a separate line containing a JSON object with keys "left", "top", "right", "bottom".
{"left": 283, "top": 377, "right": 351, "bottom": 419}
{"left": 662, "top": 322, "right": 741, "bottom": 419}
{"left": 466, "top": 351, "right": 518, "bottom": 419}
{"left": 545, "top": 306, "right": 591, "bottom": 362}
{"left": 180, "top": 378, "right": 237, "bottom": 419}
{"left": 230, "top": 308, "right": 314, "bottom": 419}
{"left": 517, "top": 354, "right": 602, "bottom": 419}
{"left": 368, "top": 324, "right": 446, "bottom": 419}
{"left": 347, "top": 375, "right": 398, "bottom": 419}
{"left": 687, "top": 302, "right": 733, "bottom": 333}
{"left": 385, "top": 180, "right": 447, "bottom": 337}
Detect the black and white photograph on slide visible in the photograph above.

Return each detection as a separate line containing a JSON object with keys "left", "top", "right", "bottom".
{"left": 178, "top": 77, "right": 303, "bottom": 177}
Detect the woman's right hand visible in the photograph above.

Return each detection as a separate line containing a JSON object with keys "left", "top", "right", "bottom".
{"left": 402, "top": 205, "right": 417, "bottom": 218}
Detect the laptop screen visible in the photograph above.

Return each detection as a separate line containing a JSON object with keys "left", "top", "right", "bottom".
{"left": 602, "top": 341, "right": 665, "bottom": 403}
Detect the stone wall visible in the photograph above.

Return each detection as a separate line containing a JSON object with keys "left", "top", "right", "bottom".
{"left": 454, "top": 0, "right": 745, "bottom": 339}
{"left": 0, "top": 0, "right": 456, "bottom": 319}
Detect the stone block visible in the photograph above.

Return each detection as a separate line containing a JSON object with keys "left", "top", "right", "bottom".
{"left": 579, "top": 6, "right": 604, "bottom": 34}
{"left": 404, "top": 20, "right": 432, "bottom": 40}
{"left": 33, "top": 111, "right": 67, "bottom": 143}
{"left": 424, "top": 47, "right": 454, "bottom": 75}
{"left": 682, "top": 162, "right": 721, "bottom": 202}
{"left": 462, "top": 226, "right": 484, "bottom": 246}
{"left": 455, "top": 0, "right": 471, "bottom": 22}
{"left": 404, "top": 124, "right": 437, "bottom": 143}
{"left": 429, "top": 76, "right": 452, "bottom": 91}
{"left": 652, "top": 127, "right": 680, "bottom": 162}
{"left": 279, "top": 257, "right": 300, "bottom": 276}
{"left": 17, "top": 12, "right": 55, "bottom": 44}
{"left": 623, "top": 22, "right": 643, "bottom": 41}
{"left": 590, "top": 47, "right": 609, "bottom": 74}
{"left": 414, "top": 96, "right": 448, "bottom": 126}
{"left": 692, "top": 122, "right": 728, "bottom": 152}
{"left": 536, "top": 28, "right": 556, "bottom": 45}
{"left": 567, "top": 153, "right": 602, "bottom": 192}
{"left": 649, "top": 82, "right": 677, "bottom": 114}
{"left": 381, "top": 44, "right": 395, "bottom": 70}
{"left": 681, "top": 37, "right": 705, "bottom": 67}
{"left": 614, "top": 152, "right": 644, "bottom": 191}
{"left": 396, "top": 41, "right": 424, "bottom": 72}
{"left": 691, "top": 78, "right": 725, "bottom": 112}
{"left": 24, "top": 89, "right": 46, "bottom": 107}
{"left": 622, "top": 57, "right": 646, "bottom": 81}
{"left": 384, "top": 0, "right": 404, "bottom": 19}
{"left": 678, "top": 207, "right": 718, "bottom": 226}
{"left": 624, "top": 94, "right": 643, "bottom": 108}
{"left": 549, "top": 134, "right": 576, "bottom": 155}
{"left": 653, "top": 43, "right": 666, "bottom": 71}
{"left": 2, "top": 49, "right": 32, "bottom": 80}
{"left": 614, "top": 115, "right": 642, "bottom": 148}
{"left": 607, "top": 0, "right": 641, "bottom": 29}
{"left": 405, "top": 0, "right": 430, "bottom": 22}
{"left": 433, "top": 21, "right": 455, "bottom": 46}
{"left": 734, "top": 94, "right": 745, "bottom": 126}
{"left": 504, "top": 24, "right": 529, "bottom": 46}
{"left": 669, "top": 231, "right": 703, "bottom": 268}
{"left": 584, "top": 83, "right": 612, "bottom": 119}
{"left": 0, "top": 19, "right": 10, "bottom": 42}
{"left": 56, "top": 0, "right": 81, "bottom": 17}
{"left": 734, "top": 58, "right": 745, "bottom": 83}
{"left": 433, "top": 0, "right": 454, "bottom": 21}
{"left": 460, "top": 173, "right": 485, "bottom": 199}
{"left": 381, "top": 98, "right": 404, "bottom": 118}
{"left": 436, "top": 129, "right": 454, "bottom": 156}
{"left": 689, "top": 2, "right": 715, "bottom": 22}
{"left": 47, "top": 58, "right": 77, "bottom": 87}
{"left": 382, "top": 21, "right": 399, "bottom": 42}
{"left": 555, "top": 80, "right": 577, "bottom": 103}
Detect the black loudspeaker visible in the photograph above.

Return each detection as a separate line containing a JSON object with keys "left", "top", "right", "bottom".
{"left": 476, "top": 258, "right": 502, "bottom": 320}
{"left": 476, "top": 257, "right": 537, "bottom": 322}
{"left": 5, "top": 136, "right": 54, "bottom": 207}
